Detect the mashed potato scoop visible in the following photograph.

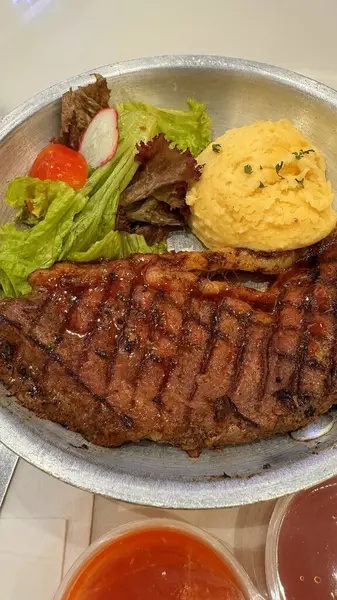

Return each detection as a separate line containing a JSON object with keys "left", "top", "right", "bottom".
{"left": 186, "top": 119, "right": 336, "bottom": 251}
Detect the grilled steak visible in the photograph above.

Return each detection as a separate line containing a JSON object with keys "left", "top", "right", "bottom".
{"left": 0, "top": 232, "right": 336, "bottom": 455}
{"left": 176, "top": 245, "right": 308, "bottom": 275}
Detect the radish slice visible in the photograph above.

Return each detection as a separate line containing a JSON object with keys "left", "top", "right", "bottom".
{"left": 79, "top": 108, "right": 119, "bottom": 168}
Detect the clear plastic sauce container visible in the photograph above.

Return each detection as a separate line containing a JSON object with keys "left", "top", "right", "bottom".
{"left": 54, "top": 519, "right": 263, "bottom": 600}
{"left": 266, "top": 476, "right": 337, "bottom": 600}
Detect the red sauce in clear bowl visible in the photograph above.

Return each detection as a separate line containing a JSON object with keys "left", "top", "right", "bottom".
{"left": 55, "top": 521, "right": 259, "bottom": 600}
{"left": 266, "top": 476, "right": 337, "bottom": 600}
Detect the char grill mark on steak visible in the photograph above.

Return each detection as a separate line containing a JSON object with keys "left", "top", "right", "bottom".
{"left": 212, "top": 395, "right": 258, "bottom": 432}
{"left": 288, "top": 281, "right": 316, "bottom": 408}
{"left": 57, "top": 286, "right": 106, "bottom": 373}
{"left": 186, "top": 297, "right": 256, "bottom": 441}
{"left": 78, "top": 280, "right": 113, "bottom": 370}
{"left": 105, "top": 262, "right": 139, "bottom": 398}
{"left": 226, "top": 305, "right": 250, "bottom": 399}
{"left": 230, "top": 318, "right": 271, "bottom": 425}
{"left": 126, "top": 289, "right": 186, "bottom": 431}
{"left": 106, "top": 296, "right": 150, "bottom": 416}
{"left": 78, "top": 274, "right": 122, "bottom": 397}
{"left": 153, "top": 291, "right": 197, "bottom": 438}
{"left": 257, "top": 281, "right": 290, "bottom": 421}
{"left": 127, "top": 292, "right": 161, "bottom": 414}
{"left": 259, "top": 317, "right": 277, "bottom": 405}
{"left": 129, "top": 292, "right": 188, "bottom": 435}
{"left": 150, "top": 275, "right": 212, "bottom": 444}
{"left": 199, "top": 302, "right": 224, "bottom": 376}
{"left": 0, "top": 337, "right": 13, "bottom": 363}
{"left": 181, "top": 299, "right": 221, "bottom": 439}
{"left": 277, "top": 283, "right": 313, "bottom": 411}
{"left": 314, "top": 254, "right": 337, "bottom": 401}
{"left": 330, "top": 301, "right": 337, "bottom": 391}
{"left": 31, "top": 289, "right": 77, "bottom": 349}
{"left": 213, "top": 396, "right": 232, "bottom": 422}
{"left": 105, "top": 285, "right": 152, "bottom": 418}
{"left": 261, "top": 281, "right": 308, "bottom": 419}
{"left": 126, "top": 291, "right": 176, "bottom": 434}
{"left": 184, "top": 299, "right": 224, "bottom": 436}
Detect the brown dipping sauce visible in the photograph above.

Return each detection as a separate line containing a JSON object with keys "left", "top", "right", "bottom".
{"left": 62, "top": 527, "right": 247, "bottom": 600}
{"left": 277, "top": 476, "right": 337, "bottom": 599}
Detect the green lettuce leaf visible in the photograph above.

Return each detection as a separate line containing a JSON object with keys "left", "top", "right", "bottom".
{"left": 0, "top": 184, "right": 87, "bottom": 296}
{"left": 60, "top": 110, "right": 159, "bottom": 258}
{"left": 68, "top": 229, "right": 166, "bottom": 262}
{"left": 117, "top": 98, "right": 211, "bottom": 156}
{"left": 4, "top": 177, "right": 71, "bottom": 224}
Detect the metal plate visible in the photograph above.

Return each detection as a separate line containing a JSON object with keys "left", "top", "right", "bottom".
{"left": 0, "top": 55, "right": 337, "bottom": 508}
{"left": 0, "top": 444, "right": 17, "bottom": 508}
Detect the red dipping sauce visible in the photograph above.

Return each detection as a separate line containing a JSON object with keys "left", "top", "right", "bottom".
{"left": 274, "top": 477, "right": 337, "bottom": 600}
{"left": 60, "top": 525, "right": 248, "bottom": 600}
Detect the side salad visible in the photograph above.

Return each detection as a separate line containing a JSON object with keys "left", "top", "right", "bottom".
{"left": 0, "top": 74, "right": 211, "bottom": 297}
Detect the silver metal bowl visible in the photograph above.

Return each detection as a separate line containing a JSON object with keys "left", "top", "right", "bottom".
{"left": 1, "top": 55, "right": 337, "bottom": 509}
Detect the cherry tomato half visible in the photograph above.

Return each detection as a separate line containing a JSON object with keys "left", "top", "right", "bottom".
{"left": 29, "top": 143, "right": 88, "bottom": 191}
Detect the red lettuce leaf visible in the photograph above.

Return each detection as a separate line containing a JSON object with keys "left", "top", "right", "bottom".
{"left": 120, "top": 134, "right": 202, "bottom": 207}
{"left": 59, "top": 74, "right": 110, "bottom": 150}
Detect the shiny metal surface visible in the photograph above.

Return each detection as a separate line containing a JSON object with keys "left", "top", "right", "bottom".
{"left": 0, "top": 56, "right": 337, "bottom": 508}
{"left": 0, "top": 444, "right": 17, "bottom": 508}
{"left": 291, "top": 414, "right": 335, "bottom": 442}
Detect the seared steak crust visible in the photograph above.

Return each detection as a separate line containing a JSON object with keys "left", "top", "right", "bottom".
{"left": 0, "top": 232, "right": 337, "bottom": 455}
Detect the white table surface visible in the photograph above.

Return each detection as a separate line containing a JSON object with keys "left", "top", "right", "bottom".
{"left": 1, "top": 1, "right": 337, "bottom": 598}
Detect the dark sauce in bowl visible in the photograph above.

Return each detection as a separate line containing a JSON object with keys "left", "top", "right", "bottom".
{"left": 277, "top": 476, "right": 337, "bottom": 599}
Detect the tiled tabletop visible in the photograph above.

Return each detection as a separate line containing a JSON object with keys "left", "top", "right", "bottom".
{"left": 1, "top": 1, "right": 337, "bottom": 598}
